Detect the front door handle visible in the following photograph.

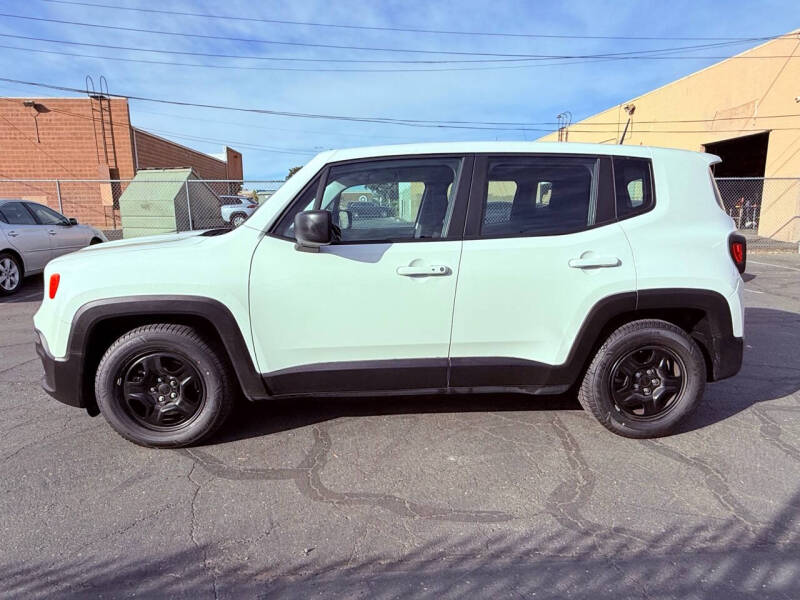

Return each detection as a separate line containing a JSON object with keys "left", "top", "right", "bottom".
{"left": 7, "top": 230, "right": 19, "bottom": 237}
{"left": 397, "top": 264, "right": 451, "bottom": 276}
{"left": 48, "top": 230, "right": 57, "bottom": 236}
{"left": 568, "top": 256, "right": 621, "bottom": 269}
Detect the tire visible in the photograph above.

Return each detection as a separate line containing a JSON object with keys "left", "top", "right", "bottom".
{"left": 95, "top": 323, "right": 234, "bottom": 448}
{"left": 230, "top": 213, "right": 247, "bottom": 227}
{"left": 578, "top": 319, "right": 706, "bottom": 439}
{"left": 0, "top": 251, "right": 23, "bottom": 296}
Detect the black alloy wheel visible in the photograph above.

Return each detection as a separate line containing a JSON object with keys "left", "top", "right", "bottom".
{"left": 115, "top": 351, "right": 205, "bottom": 430}
{"left": 609, "top": 346, "right": 685, "bottom": 420}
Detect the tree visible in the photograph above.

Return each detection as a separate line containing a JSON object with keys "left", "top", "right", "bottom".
{"left": 286, "top": 166, "right": 303, "bottom": 180}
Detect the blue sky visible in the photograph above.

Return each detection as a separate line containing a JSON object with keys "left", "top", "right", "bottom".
{"left": 0, "top": 0, "right": 798, "bottom": 180}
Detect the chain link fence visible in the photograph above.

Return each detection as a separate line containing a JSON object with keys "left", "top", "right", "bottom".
{"left": 715, "top": 177, "right": 800, "bottom": 252}
{"left": 0, "top": 178, "right": 284, "bottom": 240}
{"left": 1, "top": 176, "right": 797, "bottom": 250}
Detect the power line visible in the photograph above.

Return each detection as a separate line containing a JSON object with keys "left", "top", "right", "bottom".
{"left": 0, "top": 12, "right": 781, "bottom": 60}
{"left": 8, "top": 39, "right": 794, "bottom": 76}
{"left": 3, "top": 77, "right": 800, "bottom": 134}
{"left": 35, "top": 0, "right": 795, "bottom": 42}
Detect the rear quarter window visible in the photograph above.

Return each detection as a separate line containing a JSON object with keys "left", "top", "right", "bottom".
{"left": 613, "top": 157, "right": 654, "bottom": 219}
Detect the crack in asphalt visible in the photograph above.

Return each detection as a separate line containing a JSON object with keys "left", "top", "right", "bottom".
{"left": 640, "top": 439, "right": 760, "bottom": 531}
{"left": 182, "top": 424, "right": 512, "bottom": 524}
{"left": 187, "top": 461, "right": 220, "bottom": 600}
{"left": 546, "top": 415, "right": 651, "bottom": 548}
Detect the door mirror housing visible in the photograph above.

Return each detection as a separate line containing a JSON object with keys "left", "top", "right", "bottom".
{"left": 294, "top": 210, "right": 338, "bottom": 251}
{"left": 67, "top": 217, "right": 78, "bottom": 225}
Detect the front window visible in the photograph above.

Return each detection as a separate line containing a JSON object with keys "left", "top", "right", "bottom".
{"left": 277, "top": 157, "right": 462, "bottom": 242}
{"left": 25, "top": 203, "right": 69, "bottom": 226}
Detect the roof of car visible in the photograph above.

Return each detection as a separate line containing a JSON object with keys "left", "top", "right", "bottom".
{"left": 320, "top": 141, "right": 719, "bottom": 164}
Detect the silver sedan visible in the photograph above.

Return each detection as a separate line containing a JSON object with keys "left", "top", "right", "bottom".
{"left": 0, "top": 199, "right": 107, "bottom": 296}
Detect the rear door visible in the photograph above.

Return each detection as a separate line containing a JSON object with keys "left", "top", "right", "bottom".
{"left": 25, "top": 202, "right": 88, "bottom": 258}
{"left": 249, "top": 155, "right": 472, "bottom": 395}
{"left": 448, "top": 153, "right": 637, "bottom": 391}
{"left": 0, "top": 201, "right": 52, "bottom": 273}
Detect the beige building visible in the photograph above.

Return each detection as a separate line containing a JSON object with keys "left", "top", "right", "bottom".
{"left": 539, "top": 31, "right": 800, "bottom": 242}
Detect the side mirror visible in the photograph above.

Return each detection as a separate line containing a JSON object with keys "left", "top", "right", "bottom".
{"left": 294, "top": 210, "right": 338, "bottom": 251}
{"left": 67, "top": 217, "right": 78, "bottom": 225}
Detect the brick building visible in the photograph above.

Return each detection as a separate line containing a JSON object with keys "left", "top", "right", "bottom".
{"left": 0, "top": 96, "right": 243, "bottom": 228}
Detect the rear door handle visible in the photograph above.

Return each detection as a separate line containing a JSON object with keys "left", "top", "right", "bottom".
{"left": 397, "top": 264, "right": 451, "bottom": 276}
{"left": 48, "top": 230, "right": 57, "bottom": 236}
{"left": 7, "top": 230, "right": 19, "bottom": 237}
{"left": 568, "top": 256, "right": 621, "bottom": 269}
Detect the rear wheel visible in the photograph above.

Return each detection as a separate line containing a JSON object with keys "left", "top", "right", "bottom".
{"left": 95, "top": 323, "right": 234, "bottom": 448}
{"left": 578, "top": 319, "right": 706, "bottom": 438}
{"left": 0, "top": 252, "right": 22, "bottom": 296}
{"left": 230, "top": 213, "right": 247, "bottom": 227}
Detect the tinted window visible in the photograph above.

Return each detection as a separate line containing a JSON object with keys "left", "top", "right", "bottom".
{"left": 0, "top": 202, "right": 36, "bottom": 225}
{"left": 278, "top": 158, "right": 462, "bottom": 242}
{"left": 26, "top": 203, "right": 68, "bottom": 225}
{"left": 614, "top": 157, "right": 653, "bottom": 219}
{"left": 481, "top": 156, "right": 598, "bottom": 237}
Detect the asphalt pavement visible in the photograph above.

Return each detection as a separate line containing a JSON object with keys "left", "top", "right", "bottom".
{"left": 1, "top": 255, "right": 800, "bottom": 599}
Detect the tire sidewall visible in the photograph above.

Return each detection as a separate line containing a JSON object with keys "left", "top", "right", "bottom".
{"left": 95, "top": 332, "right": 225, "bottom": 447}
{"left": 588, "top": 326, "right": 705, "bottom": 437}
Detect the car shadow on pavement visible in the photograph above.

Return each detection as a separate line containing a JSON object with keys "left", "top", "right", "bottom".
{"left": 0, "top": 274, "right": 43, "bottom": 304}
{"left": 3, "top": 487, "right": 799, "bottom": 598}
{"left": 217, "top": 306, "right": 800, "bottom": 444}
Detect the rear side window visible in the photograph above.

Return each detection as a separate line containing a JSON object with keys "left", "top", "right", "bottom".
{"left": 613, "top": 157, "right": 654, "bottom": 219}
{"left": 481, "top": 156, "right": 599, "bottom": 237}
{"left": 0, "top": 202, "right": 36, "bottom": 225}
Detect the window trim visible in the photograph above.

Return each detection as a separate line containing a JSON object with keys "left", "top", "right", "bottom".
{"left": 611, "top": 156, "right": 657, "bottom": 222}
{"left": 268, "top": 153, "right": 473, "bottom": 245}
{"left": 463, "top": 153, "right": 617, "bottom": 240}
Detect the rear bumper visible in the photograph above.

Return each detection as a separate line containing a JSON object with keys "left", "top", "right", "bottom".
{"left": 35, "top": 330, "right": 85, "bottom": 409}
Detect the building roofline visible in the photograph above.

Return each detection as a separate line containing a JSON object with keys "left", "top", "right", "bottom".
{"left": 560, "top": 29, "right": 800, "bottom": 126}
{"left": 132, "top": 127, "right": 233, "bottom": 165}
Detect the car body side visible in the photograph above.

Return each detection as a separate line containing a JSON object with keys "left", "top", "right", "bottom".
{"left": 32, "top": 142, "right": 744, "bottom": 413}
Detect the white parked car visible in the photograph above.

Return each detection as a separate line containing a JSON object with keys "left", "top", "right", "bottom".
{"left": 33, "top": 143, "right": 745, "bottom": 448}
{"left": 219, "top": 196, "right": 259, "bottom": 227}
{"left": 0, "top": 199, "right": 107, "bottom": 295}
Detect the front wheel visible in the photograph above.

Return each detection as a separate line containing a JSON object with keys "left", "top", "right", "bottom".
{"left": 95, "top": 324, "right": 234, "bottom": 448}
{"left": 578, "top": 319, "right": 706, "bottom": 438}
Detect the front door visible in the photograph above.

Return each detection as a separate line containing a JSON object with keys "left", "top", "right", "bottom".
{"left": 25, "top": 202, "right": 88, "bottom": 259}
{"left": 0, "top": 201, "right": 52, "bottom": 273}
{"left": 249, "top": 155, "right": 471, "bottom": 395}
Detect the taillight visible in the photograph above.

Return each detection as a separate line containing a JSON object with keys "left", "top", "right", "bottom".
{"left": 48, "top": 273, "right": 60, "bottom": 299}
{"left": 246, "top": 204, "right": 257, "bottom": 209}
{"left": 729, "top": 234, "right": 746, "bottom": 274}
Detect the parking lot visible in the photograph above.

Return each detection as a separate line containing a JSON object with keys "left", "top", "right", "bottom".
{"left": 1, "top": 256, "right": 799, "bottom": 599}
